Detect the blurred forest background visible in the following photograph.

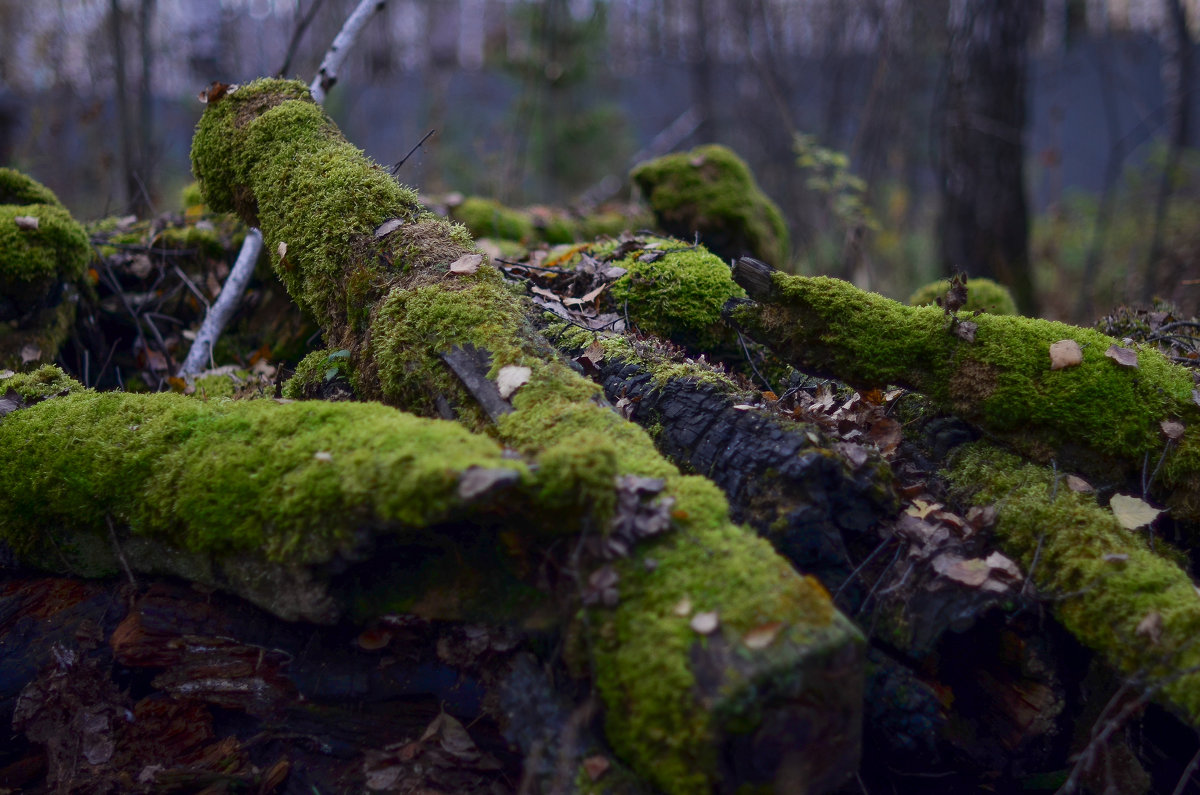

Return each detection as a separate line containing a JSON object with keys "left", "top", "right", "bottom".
{"left": 2, "top": 0, "right": 1200, "bottom": 322}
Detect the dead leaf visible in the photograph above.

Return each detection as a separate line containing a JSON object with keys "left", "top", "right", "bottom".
{"left": 1109, "top": 493, "right": 1162, "bottom": 529}
{"left": 356, "top": 629, "right": 393, "bottom": 651}
{"left": 277, "top": 241, "right": 287, "bottom": 260}
{"left": 1161, "top": 420, "right": 1186, "bottom": 439}
{"left": 868, "top": 417, "right": 903, "bottom": 455}
{"left": 374, "top": 218, "right": 404, "bottom": 238}
{"left": 983, "top": 551, "right": 1021, "bottom": 581}
{"left": 905, "top": 498, "right": 942, "bottom": 520}
{"left": 496, "top": 365, "right": 531, "bottom": 398}
{"left": 965, "top": 504, "right": 997, "bottom": 532}
{"left": 673, "top": 597, "right": 692, "bottom": 617}
{"left": 313, "top": 451, "right": 333, "bottom": 462}
{"left": 1049, "top": 339, "right": 1083, "bottom": 370}
{"left": 14, "top": 215, "right": 38, "bottom": 230}
{"left": 690, "top": 610, "right": 719, "bottom": 635}
{"left": 932, "top": 553, "right": 991, "bottom": 587}
{"left": 1105, "top": 344, "right": 1139, "bottom": 368}
{"left": 952, "top": 320, "right": 977, "bottom": 342}
{"left": 129, "top": 254, "right": 153, "bottom": 279}
{"left": 19, "top": 344, "right": 41, "bottom": 364}
{"left": 583, "top": 755, "right": 611, "bottom": 782}
{"left": 0, "top": 388, "right": 23, "bottom": 417}
{"left": 457, "top": 467, "right": 520, "bottom": 500}
{"left": 742, "top": 622, "right": 783, "bottom": 650}
{"left": 1065, "top": 474, "right": 1093, "bottom": 493}
{"left": 449, "top": 253, "right": 483, "bottom": 275}
{"left": 1103, "top": 553, "right": 1129, "bottom": 564}
{"left": 1135, "top": 610, "right": 1163, "bottom": 645}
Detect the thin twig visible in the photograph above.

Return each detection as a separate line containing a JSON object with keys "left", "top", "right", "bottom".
{"left": 736, "top": 329, "right": 774, "bottom": 394}
{"left": 390, "top": 128, "right": 436, "bottom": 175}
{"left": 277, "top": 0, "right": 329, "bottom": 77}
{"left": 106, "top": 514, "right": 138, "bottom": 588}
{"left": 172, "top": 263, "right": 210, "bottom": 311}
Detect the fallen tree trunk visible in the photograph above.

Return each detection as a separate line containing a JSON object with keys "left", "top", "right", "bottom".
{"left": 726, "top": 257, "right": 1200, "bottom": 523}
{"left": 83, "top": 77, "right": 860, "bottom": 793}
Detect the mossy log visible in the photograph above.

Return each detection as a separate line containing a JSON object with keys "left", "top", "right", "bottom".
{"left": 186, "top": 78, "right": 862, "bottom": 793}
{"left": 0, "top": 366, "right": 542, "bottom": 625}
{"left": 726, "top": 259, "right": 1200, "bottom": 522}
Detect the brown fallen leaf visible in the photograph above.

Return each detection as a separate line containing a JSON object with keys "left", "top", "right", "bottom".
{"left": 1049, "top": 339, "right": 1083, "bottom": 370}
{"left": 742, "top": 622, "right": 783, "bottom": 650}
{"left": 1065, "top": 474, "right": 1093, "bottom": 493}
{"left": 374, "top": 218, "right": 404, "bottom": 238}
{"left": 1104, "top": 344, "right": 1139, "bottom": 368}
{"left": 496, "top": 365, "right": 531, "bottom": 398}
{"left": 1135, "top": 610, "right": 1163, "bottom": 645}
{"left": 1161, "top": 419, "right": 1186, "bottom": 439}
{"left": 449, "top": 253, "right": 483, "bottom": 275}
{"left": 691, "top": 610, "right": 719, "bottom": 634}
{"left": 932, "top": 553, "right": 991, "bottom": 587}
{"left": 1109, "top": 493, "right": 1162, "bottom": 529}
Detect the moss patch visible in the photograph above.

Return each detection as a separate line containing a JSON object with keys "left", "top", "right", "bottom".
{"left": 946, "top": 442, "right": 1200, "bottom": 723}
{"left": 450, "top": 197, "right": 536, "bottom": 243}
{"left": 631, "top": 144, "right": 789, "bottom": 267}
{"left": 602, "top": 236, "right": 747, "bottom": 350}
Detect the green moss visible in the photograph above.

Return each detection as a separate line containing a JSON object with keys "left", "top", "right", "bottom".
{"left": 0, "top": 378, "right": 527, "bottom": 566}
{"left": 731, "top": 273, "right": 1200, "bottom": 514}
{"left": 450, "top": 196, "right": 535, "bottom": 243}
{"left": 0, "top": 364, "right": 82, "bottom": 402}
{"left": 283, "top": 348, "right": 353, "bottom": 399}
{"left": 604, "top": 236, "right": 746, "bottom": 350}
{"left": 0, "top": 168, "right": 64, "bottom": 207}
{"left": 157, "top": 224, "right": 226, "bottom": 259}
{"left": 181, "top": 180, "right": 205, "bottom": 211}
{"left": 909, "top": 277, "right": 1019, "bottom": 315}
{"left": 0, "top": 204, "right": 90, "bottom": 304}
{"left": 631, "top": 144, "right": 789, "bottom": 267}
{"left": 946, "top": 442, "right": 1200, "bottom": 722}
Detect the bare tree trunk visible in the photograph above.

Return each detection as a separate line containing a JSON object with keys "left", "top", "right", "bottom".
{"left": 937, "top": 0, "right": 1038, "bottom": 314}
{"left": 108, "top": 0, "right": 141, "bottom": 215}
{"left": 136, "top": 0, "right": 156, "bottom": 213}
{"left": 1142, "top": 0, "right": 1193, "bottom": 304}
{"left": 690, "top": 0, "right": 716, "bottom": 142}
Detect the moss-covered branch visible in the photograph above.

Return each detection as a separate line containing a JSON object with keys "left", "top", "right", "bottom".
{"left": 0, "top": 366, "right": 538, "bottom": 624}
{"left": 184, "top": 78, "right": 864, "bottom": 792}
{"left": 726, "top": 262, "right": 1200, "bottom": 520}
{"left": 946, "top": 441, "right": 1200, "bottom": 723}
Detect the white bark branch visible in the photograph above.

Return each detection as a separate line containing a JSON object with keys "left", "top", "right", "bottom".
{"left": 178, "top": 0, "right": 386, "bottom": 378}
{"left": 309, "top": 0, "right": 386, "bottom": 106}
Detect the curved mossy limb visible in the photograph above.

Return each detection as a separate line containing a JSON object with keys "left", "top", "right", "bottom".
{"left": 909, "top": 277, "right": 1018, "bottom": 316}
{"left": 192, "top": 79, "right": 863, "bottom": 793}
{"left": 631, "top": 144, "right": 789, "bottom": 268}
{"left": 946, "top": 441, "right": 1200, "bottom": 724}
{"left": 0, "top": 368, "right": 539, "bottom": 623}
{"left": 0, "top": 167, "right": 65, "bottom": 207}
{"left": 727, "top": 267, "right": 1200, "bottom": 520}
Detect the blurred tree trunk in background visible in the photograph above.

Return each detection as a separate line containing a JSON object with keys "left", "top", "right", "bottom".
{"left": 1142, "top": 0, "right": 1194, "bottom": 304}
{"left": 107, "top": 0, "right": 156, "bottom": 216}
{"left": 937, "top": 0, "right": 1038, "bottom": 314}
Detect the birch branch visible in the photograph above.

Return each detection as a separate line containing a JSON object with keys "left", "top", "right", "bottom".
{"left": 178, "top": 0, "right": 387, "bottom": 377}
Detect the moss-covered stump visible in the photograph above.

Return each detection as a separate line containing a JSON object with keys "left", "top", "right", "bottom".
{"left": 0, "top": 367, "right": 548, "bottom": 624}
{"left": 946, "top": 441, "right": 1200, "bottom": 724}
{"left": 726, "top": 260, "right": 1200, "bottom": 522}
{"left": 909, "top": 276, "right": 1018, "bottom": 316}
{"left": 631, "top": 144, "right": 790, "bottom": 268}
{"left": 0, "top": 169, "right": 90, "bottom": 370}
{"left": 190, "top": 78, "right": 863, "bottom": 792}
